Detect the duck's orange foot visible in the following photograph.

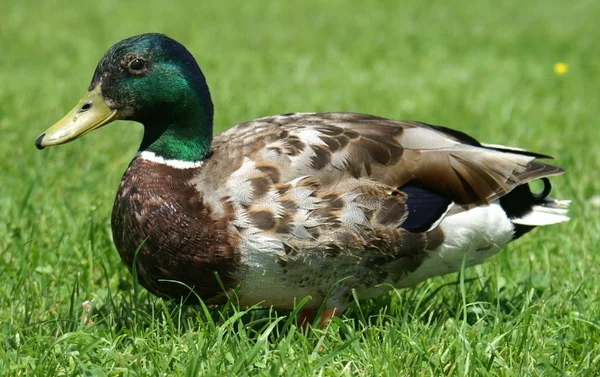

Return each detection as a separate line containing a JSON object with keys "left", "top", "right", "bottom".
{"left": 297, "top": 308, "right": 341, "bottom": 331}
{"left": 319, "top": 308, "right": 341, "bottom": 328}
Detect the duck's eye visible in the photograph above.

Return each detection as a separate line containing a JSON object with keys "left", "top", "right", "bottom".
{"left": 128, "top": 58, "right": 147, "bottom": 73}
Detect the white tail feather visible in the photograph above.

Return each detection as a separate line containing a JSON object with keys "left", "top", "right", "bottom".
{"left": 480, "top": 143, "right": 528, "bottom": 153}
{"left": 512, "top": 199, "right": 571, "bottom": 226}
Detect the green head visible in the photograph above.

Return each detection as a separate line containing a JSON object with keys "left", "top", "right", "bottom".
{"left": 36, "top": 33, "right": 214, "bottom": 162}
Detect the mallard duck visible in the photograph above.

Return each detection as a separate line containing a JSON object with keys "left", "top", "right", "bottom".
{"left": 36, "top": 33, "right": 569, "bottom": 323}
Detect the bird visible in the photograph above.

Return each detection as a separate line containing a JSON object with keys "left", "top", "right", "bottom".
{"left": 35, "top": 33, "right": 569, "bottom": 325}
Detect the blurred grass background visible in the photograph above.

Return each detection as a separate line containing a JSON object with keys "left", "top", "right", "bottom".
{"left": 1, "top": 0, "right": 599, "bottom": 375}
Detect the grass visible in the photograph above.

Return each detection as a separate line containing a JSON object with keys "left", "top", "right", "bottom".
{"left": 1, "top": 0, "right": 599, "bottom": 375}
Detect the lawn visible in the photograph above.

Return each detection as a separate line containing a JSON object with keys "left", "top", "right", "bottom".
{"left": 1, "top": 0, "right": 599, "bottom": 375}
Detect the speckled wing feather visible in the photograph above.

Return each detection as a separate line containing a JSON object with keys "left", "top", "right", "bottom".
{"left": 205, "top": 112, "right": 561, "bottom": 205}
{"left": 195, "top": 112, "right": 562, "bottom": 266}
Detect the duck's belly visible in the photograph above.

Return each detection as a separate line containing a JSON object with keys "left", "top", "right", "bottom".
{"left": 234, "top": 203, "right": 515, "bottom": 310}
{"left": 235, "top": 252, "right": 376, "bottom": 310}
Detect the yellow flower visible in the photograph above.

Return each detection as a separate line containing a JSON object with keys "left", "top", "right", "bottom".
{"left": 553, "top": 62, "right": 568, "bottom": 75}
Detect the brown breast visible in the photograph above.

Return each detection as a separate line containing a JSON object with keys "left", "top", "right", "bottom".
{"left": 111, "top": 157, "right": 239, "bottom": 302}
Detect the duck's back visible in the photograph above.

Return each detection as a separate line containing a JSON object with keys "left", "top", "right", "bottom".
{"left": 202, "top": 112, "right": 562, "bottom": 206}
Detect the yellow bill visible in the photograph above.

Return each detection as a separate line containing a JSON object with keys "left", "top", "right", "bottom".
{"left": 35, "top": 85, "right": 118, "bottom": 149}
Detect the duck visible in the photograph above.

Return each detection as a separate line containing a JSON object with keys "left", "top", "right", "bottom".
{"left": 36, "top": 33, "right": 569, "bottom": 324}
